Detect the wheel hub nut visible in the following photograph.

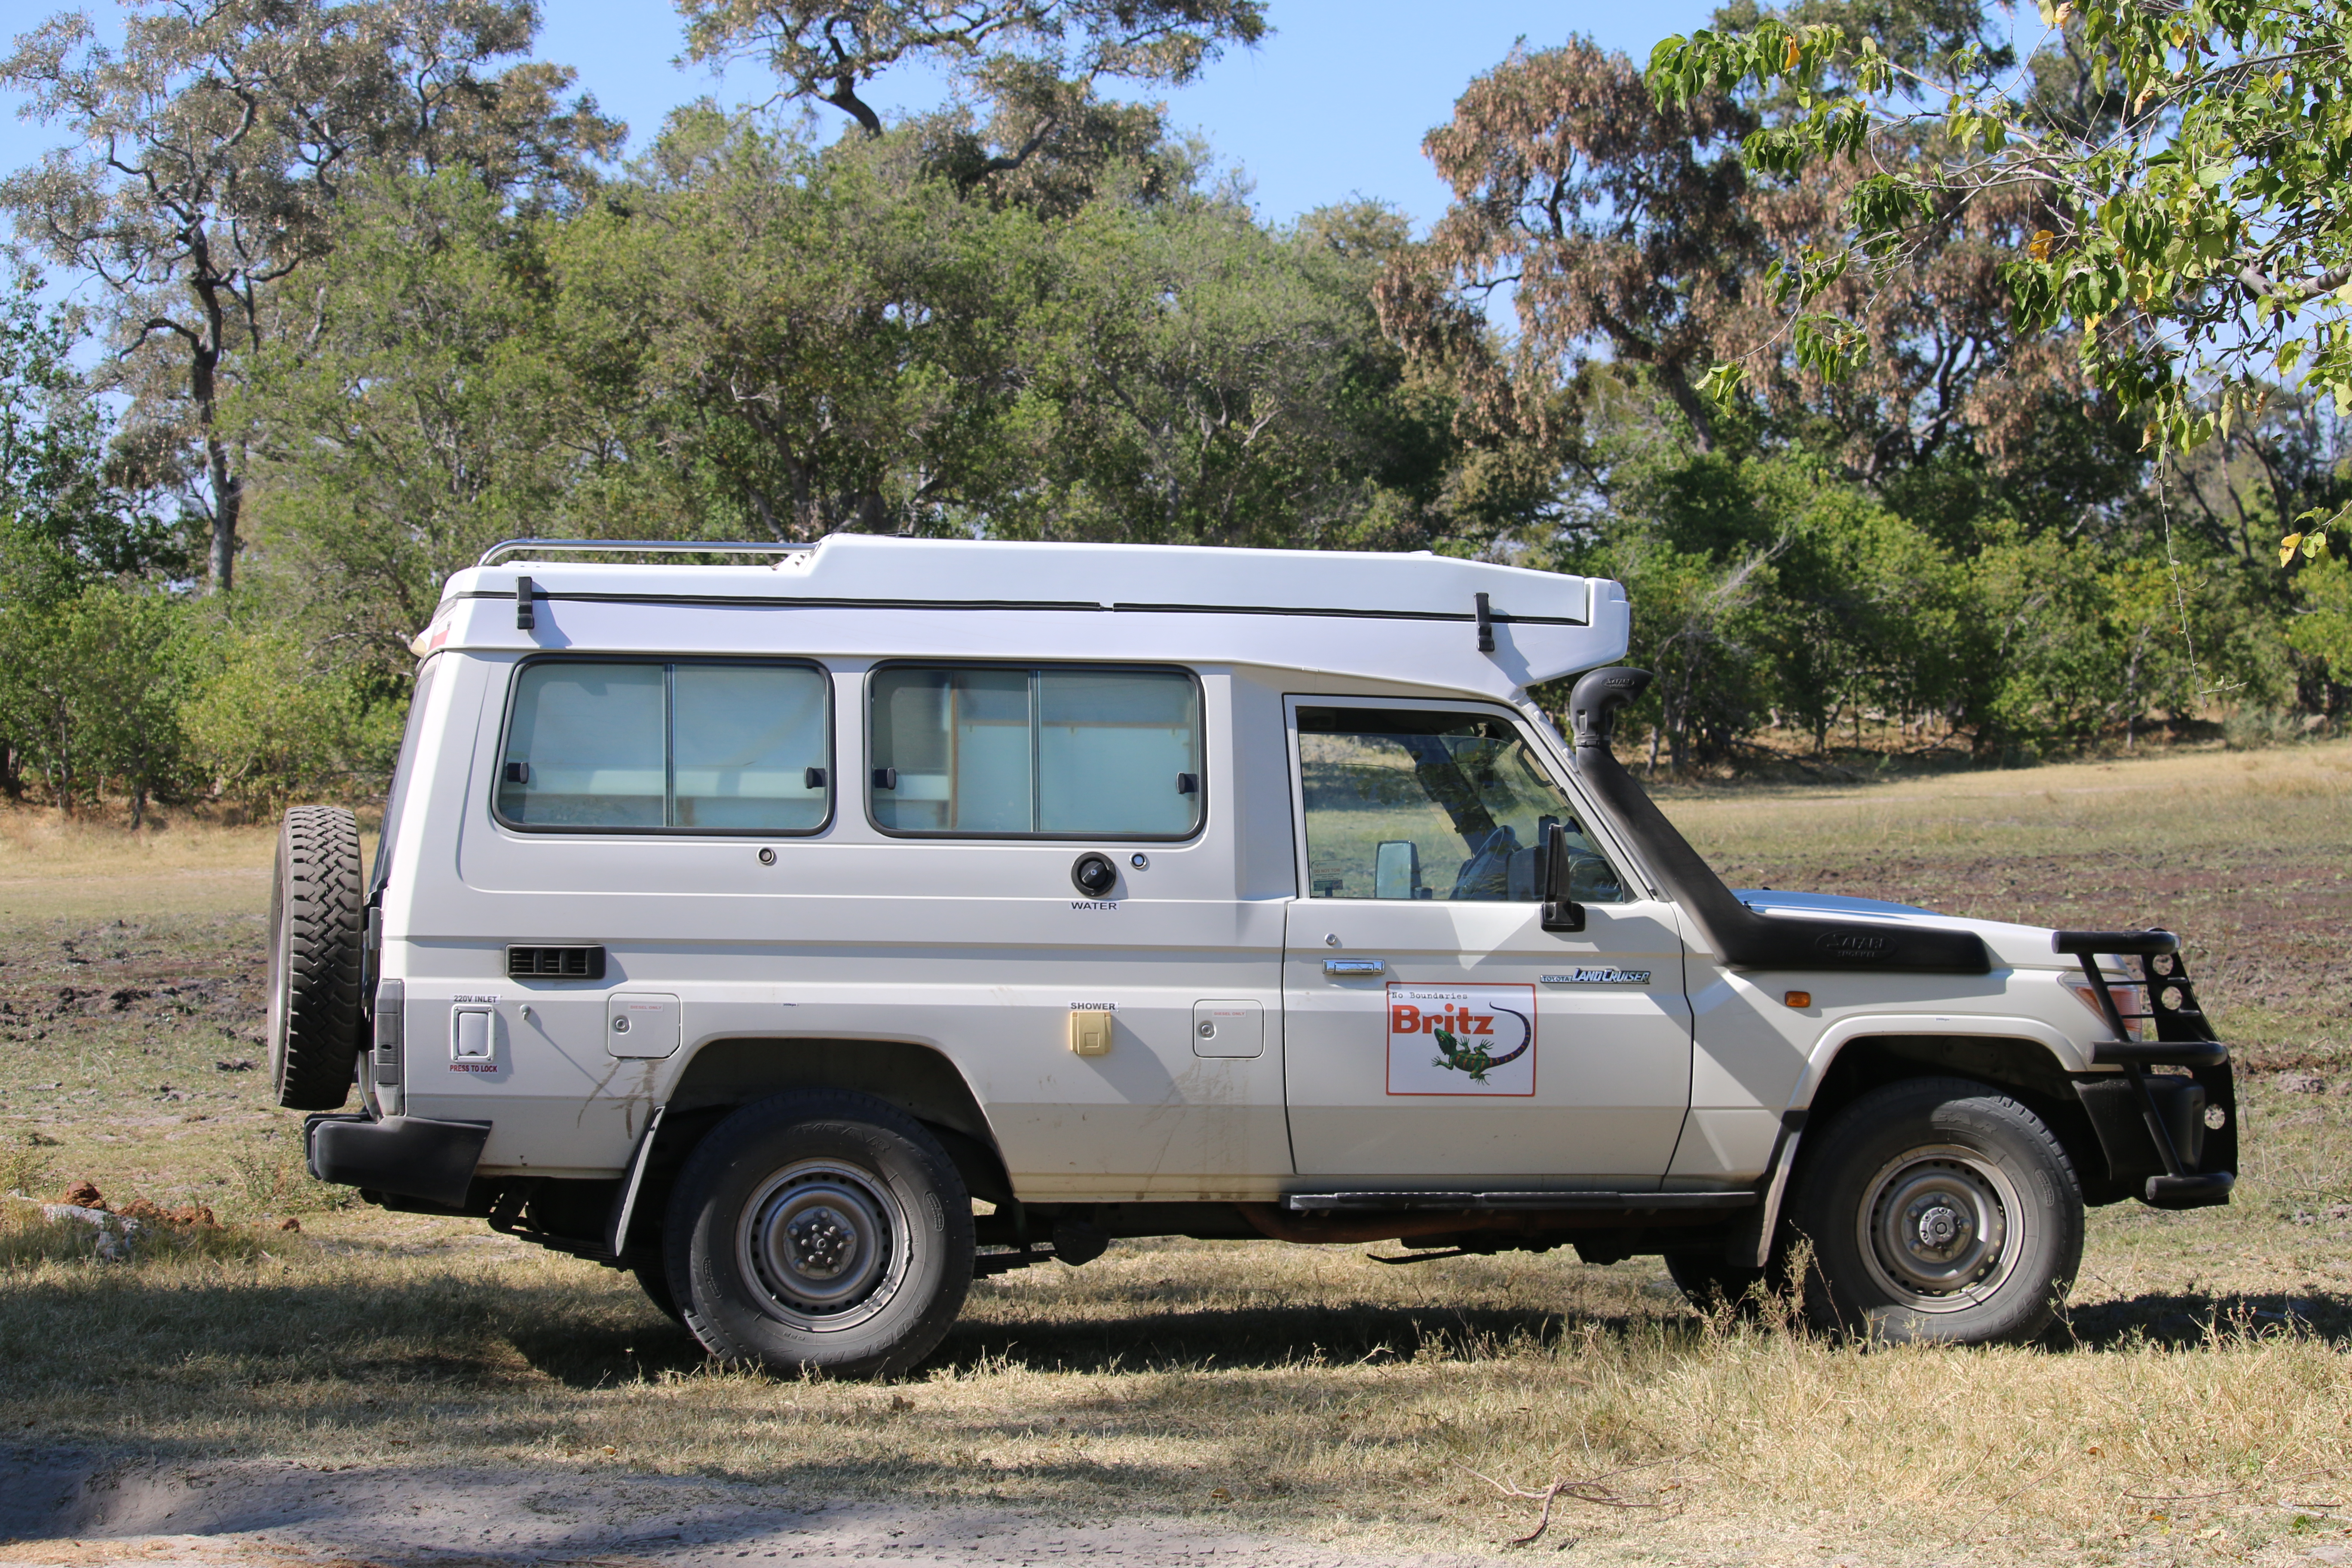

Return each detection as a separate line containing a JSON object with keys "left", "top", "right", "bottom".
{"left": 1914, "top": 1201, "right": 1967, "bottom": 1251}
{"left": 785, "top": 1206, "right": 858, "bottom": 1278}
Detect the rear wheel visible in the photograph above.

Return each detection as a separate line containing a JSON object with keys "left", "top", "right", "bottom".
{"left": 266, "top": 806, "right": 366, "bottom": 1111}
{"left": 663, "top": 1090, "right": 973, "bottom": 1378}
{"left": 1790, "top": 1077, "right": 2082, "bottom": 1345}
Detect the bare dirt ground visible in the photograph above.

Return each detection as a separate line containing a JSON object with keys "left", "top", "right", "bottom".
{"left": 3, "top": 741, "right": 2351, "bottom": 1568}
{"left": 0, "top": 1449, "right": 1493, "bottom": 1568}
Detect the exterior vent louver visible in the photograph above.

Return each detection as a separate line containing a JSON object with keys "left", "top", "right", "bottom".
{"left": 506, "top": 945, "right": 606, "bottom": 980}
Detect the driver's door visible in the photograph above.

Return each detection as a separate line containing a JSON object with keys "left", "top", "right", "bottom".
{"left": 1279, "top": 700, "right": 1694, "bottom": 1184}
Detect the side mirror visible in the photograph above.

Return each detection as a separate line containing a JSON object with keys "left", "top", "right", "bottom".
{"left": 1373, "top": 839, "right": 1421, "bottom": 900}
{"left": 1540, "top": 820, "right": 1585, "bottom": 934}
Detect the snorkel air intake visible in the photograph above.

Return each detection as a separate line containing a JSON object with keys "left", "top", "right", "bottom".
{"left": 1567, "top": 668, "right": 1991, "bottom": 974}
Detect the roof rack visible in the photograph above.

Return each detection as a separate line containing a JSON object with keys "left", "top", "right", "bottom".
{"left": 477, "top": 537, "right": 807, "bottom": 567}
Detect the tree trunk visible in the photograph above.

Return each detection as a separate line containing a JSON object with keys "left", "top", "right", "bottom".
{"left": 206, "top": 438, "right": 241, "bottom": 592}
{"left": 1655, "top": 364, "right": 1717, "bottom": 455}
{"left": 191, "top": 268, "right": 239, "bottom": 593}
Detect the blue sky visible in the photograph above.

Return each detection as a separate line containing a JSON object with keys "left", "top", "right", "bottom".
{"left": 3, "top": 0, "right": 1720, "bottom": 238}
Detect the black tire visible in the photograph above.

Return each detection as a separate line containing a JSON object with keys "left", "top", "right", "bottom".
{"left": 1789, "top": 1077, "right": 2083, "bottom": 1346}
{"left": 1665, "top": 1249, "right": 1770, "bottom": 1313}
{"left": 631, "top": 1256, "right": 685, "bottom": 1326}
{"left": 266, "top": 806, "right": 366, "bottom": 1111}
{"left": 663, "top": 1090, "right": 974, "bottom": 1378}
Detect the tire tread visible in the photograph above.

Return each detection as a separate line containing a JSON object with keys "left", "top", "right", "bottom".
{"left": 271, "top": 805, "right": 366, "bottom": 1111}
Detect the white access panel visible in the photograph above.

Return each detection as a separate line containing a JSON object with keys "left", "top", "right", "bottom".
{"left": 1193, "top": 1000, "right": 1265, "bottom": 1058}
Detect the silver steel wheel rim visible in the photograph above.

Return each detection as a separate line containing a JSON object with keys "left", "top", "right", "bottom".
{"left": 735, "top": 1159, "right": 909, "bottom": 1332}
{"left": 1854, "top": 1143, "right": 2020, "bottom": 1313}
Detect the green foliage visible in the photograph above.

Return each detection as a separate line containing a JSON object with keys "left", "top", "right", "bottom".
{"left": 1546, "top": 393, "right": 2305, "bottom": 766}
{"left": 0, "top": 580, "right": 194, "bottom": 819}
{"left": 0, "top": 0, "right": 621, "bottom": 590}
{"left": 178, "top": 620, "right": 395, "bottom": 813}
{"left": 1646, "top": 0, "right": 2352, "bottom": 564}
{"left": 0, "top": 273, "right": 179, "bottom": 601}
{"left": 2288, "top": 555, "right": 2352, "bottom": 682}
{"left": 3, "top": 0, "right": 2345, "bottom": 812}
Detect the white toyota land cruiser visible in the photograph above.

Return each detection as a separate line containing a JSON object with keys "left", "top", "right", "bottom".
{"left": 277, "top": 536, "right": 2236, "bottom": 1375}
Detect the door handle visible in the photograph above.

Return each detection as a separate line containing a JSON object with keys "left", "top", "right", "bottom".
{"left": 1323, "top": 958, "right": 1384, "bottom": 975}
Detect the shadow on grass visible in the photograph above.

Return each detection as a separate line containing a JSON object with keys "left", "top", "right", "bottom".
{"left": 6, "top": 1261, "right": 2346, "bottom": 1412}
{"left": 2061, "top": 1288, "right": 2352, "bottom": 1348}
{"left": 504, "top": 1297, "right": 1649, "bottom": 1388}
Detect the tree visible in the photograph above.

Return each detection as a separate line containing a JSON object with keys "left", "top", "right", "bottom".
{"left": 551, "top": 113, "right": 1029, "bottom": 542}
{"left": 1, "top": 270, "right": 175, "bottom": 599}
{"left": 0, "top": 580, "right": 192, "bottom": 820}
{"left": 0, "top": 0, "right": 620, "bottom": 591}
{"left": 1397, "top": 38, "right": 1760, "bottom": 454}
{"left": 675, "top": 0, "right": 1266, "bottom": 136}
{"left": 229, "top": 170, "right": 594, "bottom": 668}
{"left": 999, "top": 195, "right": 1464, "bottom": 548}
{"left": 1646, "top": 0, "right": 2352, "bottom": 559}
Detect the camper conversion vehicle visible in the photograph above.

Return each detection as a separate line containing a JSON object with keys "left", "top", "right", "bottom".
{"left": 277, "top": 536, "right": 2236, "bottom": 1375}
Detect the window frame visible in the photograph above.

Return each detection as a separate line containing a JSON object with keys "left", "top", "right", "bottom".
{"left": 1283, "top": 694, "right": 1629, "bottom": 905}
{"left": 490, "top": 652, "right": 836, "bottom": 839}
{"left": 370, "top": 651, "right": 442, "bottom": 899}
{"left": 862, "top": 659, "right": 1208, "bottom": 842}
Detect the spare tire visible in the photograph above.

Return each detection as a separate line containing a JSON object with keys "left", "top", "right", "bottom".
{"left": 266, "top": 805, "right": 366, "bottom": 1110}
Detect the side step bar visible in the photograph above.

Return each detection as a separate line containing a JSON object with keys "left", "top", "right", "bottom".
{"left": 1285, "top": 1191, "right": 1756, "bottom": 1214}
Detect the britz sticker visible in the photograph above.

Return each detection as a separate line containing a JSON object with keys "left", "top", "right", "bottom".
{"left": 1384, "top": 983, "right": 1536, "bottom": 1096}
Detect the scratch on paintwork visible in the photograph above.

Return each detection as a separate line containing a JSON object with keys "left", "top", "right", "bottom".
{"left": 578, "top": 1054, "right": 628, "bottom": 1129}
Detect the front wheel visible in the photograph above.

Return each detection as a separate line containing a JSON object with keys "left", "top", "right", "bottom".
{"left": 663, "top": 1090, "right": 973, "bottom": 1378}
{"left": 1790, "top": 1077, "right": 2083, "bottom": 1345}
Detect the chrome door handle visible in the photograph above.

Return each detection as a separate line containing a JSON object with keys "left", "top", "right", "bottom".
{"left": 1323, "top": 958, "right": 1384, "bottom": 975}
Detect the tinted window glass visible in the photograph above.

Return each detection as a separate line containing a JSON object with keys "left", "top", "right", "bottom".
{"left": 671, "top": 665, "right": 830, "bottom": 830}
{"left": 1296, "top": 707, "right": 1625, "bottom": 902}
{"left": 498, "top": 661, "right": 829, "bottom": 833}
{"left": 1038, "top": 671, "right": 1200, "bottom": 834}
{"left": 871, "top": 665, "right": 1202, "bottom": 837}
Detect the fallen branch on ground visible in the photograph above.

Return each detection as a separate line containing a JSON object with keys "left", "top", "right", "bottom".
{"left": 1463, "top": 1457, "right": 1693, "bottom": 1547}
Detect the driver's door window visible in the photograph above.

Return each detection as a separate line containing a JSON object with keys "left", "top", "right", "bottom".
{"left": 1297, "top": 708, "right": 1626, "bottom": 904}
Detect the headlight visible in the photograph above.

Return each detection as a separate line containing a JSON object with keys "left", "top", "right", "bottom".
{"left": 2062, "top": 974, "right": 2146, "bottom": 1039}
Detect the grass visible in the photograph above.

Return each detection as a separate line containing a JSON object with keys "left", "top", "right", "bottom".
{"left": 2, "top": 744, "right": 2349, "bottom": 1565}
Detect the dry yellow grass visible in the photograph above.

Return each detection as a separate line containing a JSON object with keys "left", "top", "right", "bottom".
{"left": 4, "top": 1207, "right": 2349, "bottom": 1565}
{"left": 3, "top": 744, "right": 2349, "bottom": 1565}
{"left": 0, "top": 807, "right": 284, "bottom": 925}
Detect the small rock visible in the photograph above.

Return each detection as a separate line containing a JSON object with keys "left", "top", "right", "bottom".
{"left": 2274, "top": 1072, "right": 2328, "bottom": 1095}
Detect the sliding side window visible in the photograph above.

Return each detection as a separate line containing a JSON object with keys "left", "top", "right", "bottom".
{"left": 869, "top": 665, "right": 1203, "bottom": 839}
{"left": 496, "top": 659, "right": 831, "bottom": 833}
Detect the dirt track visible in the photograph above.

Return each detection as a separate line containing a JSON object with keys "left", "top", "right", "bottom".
{"left": 0, "top": 1450, "right": 1494, "bottom": 1568}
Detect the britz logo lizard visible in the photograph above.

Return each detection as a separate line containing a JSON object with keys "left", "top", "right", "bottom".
{"left": 1384, "top": 982, "right": 1537, "bottom": 1096}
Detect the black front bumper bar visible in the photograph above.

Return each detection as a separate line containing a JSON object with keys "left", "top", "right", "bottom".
{"left": 2057, "top": 929, "right": 2236, "bottom": 1210}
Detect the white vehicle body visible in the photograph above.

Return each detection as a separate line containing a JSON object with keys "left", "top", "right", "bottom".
{"left": 300, "top": 534, "right": 2237, "bottom": 1361}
